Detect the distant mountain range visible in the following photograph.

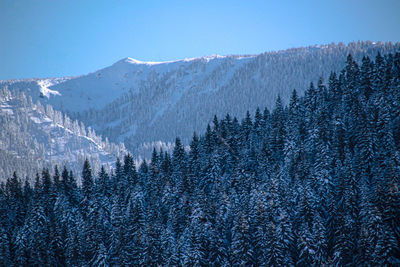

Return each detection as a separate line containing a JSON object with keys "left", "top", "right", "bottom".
{"left": 1, "top": 41, "right": 399, "bottom": 161}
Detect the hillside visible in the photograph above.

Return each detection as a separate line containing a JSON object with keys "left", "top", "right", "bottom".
{"left": 2, "top": 51, "right": 399, "bottom": 266}
{"left": 0, "top": 87, "right": 126, "bottom": 181}
{"left": 2, "top": 41, "right": 400, "bottom": 154}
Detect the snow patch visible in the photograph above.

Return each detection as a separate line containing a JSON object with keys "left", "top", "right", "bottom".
{"left": 1, "top": 103, "right": 14, "bottom": 114}
{"left": 30, "top": 116, "right": 52, "bottom": 124}
{"left": 123, "top": 54, "right": 254, "bottom": 66}
{"left": 124, "top": 58, "right": 167, "bottom": 65}
{"left": 37, "top": 79, "right": 61, "bottom": 98}
{"left": 1, "top": 108, "right": 13, "bottom": 115}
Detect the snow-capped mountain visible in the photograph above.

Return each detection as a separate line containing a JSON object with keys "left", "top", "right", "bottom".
{"left": 0, "top": 88, "right": 126, "bottom": 181}
{"left": 2, "top": 41, "right": 400, "bottom": 154}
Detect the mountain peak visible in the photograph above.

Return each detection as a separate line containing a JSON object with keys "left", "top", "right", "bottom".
{"left": 123, "top": 57, "right": 165, "bottom": 65}
{"left": 119, "top": 54, "right": 233, "bottom": 66}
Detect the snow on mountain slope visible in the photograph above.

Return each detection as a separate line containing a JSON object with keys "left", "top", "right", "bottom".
{"left": 37, "top": 79, "right": 62, "bottom": 98}
{"left": 0, "top": 77, "right": 73, "bottom": 111}
{"left": 78, "top": 41, "right": 400, "bottom": 152}
{"left": 0, "top": 54, "right": 255, "bottom": 113}
{"left": 44, "top": 54, "right": 254, "bottom": 112}
{"left": 0, "top": 88, "right": 126, "bottom": 181}
{"left": 2, "top": 41, "right": 400, "bottom": 156}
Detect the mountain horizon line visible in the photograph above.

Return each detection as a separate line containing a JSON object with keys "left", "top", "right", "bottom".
{"left": 2, "top": 40, "right": 399, "bottom": 81}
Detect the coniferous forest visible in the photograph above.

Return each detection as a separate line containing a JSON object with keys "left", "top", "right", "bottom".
{"left": 1, "top": 52, "right": 400, "bottom": 266}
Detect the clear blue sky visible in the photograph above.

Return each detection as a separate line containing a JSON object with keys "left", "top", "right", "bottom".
{"left": 1, "top": 0, "right": 399, "bottom": 80}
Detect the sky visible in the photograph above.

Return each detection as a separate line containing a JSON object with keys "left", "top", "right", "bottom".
{"left": 1, "top": 0, "right": 400, "bottom": 80}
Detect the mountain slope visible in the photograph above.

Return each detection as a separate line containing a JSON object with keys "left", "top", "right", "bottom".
{"left": 2, "top": 50, "right": 400, "bottom": 266}
{"left": 0, "top": 88, "right": 126, "bottom": 181}
{"left": 2, "top": 41, "right": 399, "bottom": 154}
{"left": 78, "top": 41, "right": 400, "bottom": 152}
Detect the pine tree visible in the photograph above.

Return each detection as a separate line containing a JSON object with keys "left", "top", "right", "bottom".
{"left": 82, "top": 158, "right": 93, "bottom": 198}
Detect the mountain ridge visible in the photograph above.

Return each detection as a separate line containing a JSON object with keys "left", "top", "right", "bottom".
{"left": 2, "top": 41, "right": 400, "bottom": 155}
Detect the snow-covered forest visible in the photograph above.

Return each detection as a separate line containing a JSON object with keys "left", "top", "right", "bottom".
{"left": 1, "top": 52, "right": 399, "bottom": 266}
{"left": 0, "top": 88, "right": 126, "bottom": 180}
{"left": 2, "top": 42, "right": 400, "bottom": 155}
{"left": 69, "top": 41, "right": 400, "bottom": 152}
